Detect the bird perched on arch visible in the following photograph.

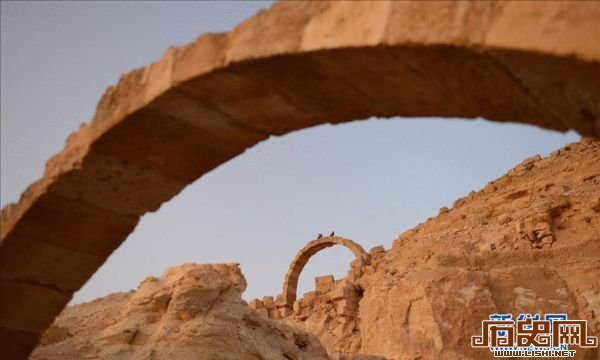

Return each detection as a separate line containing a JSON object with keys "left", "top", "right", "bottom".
{"left": 317, "top": 233, "right": 323, "bottom": 239}
{"left": 329, "top": 231, "right": 335, "bottom": 237}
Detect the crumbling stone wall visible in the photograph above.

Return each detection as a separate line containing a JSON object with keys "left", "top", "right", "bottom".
{"left": 249, "top": 241, "right": 387, "bottom": 355}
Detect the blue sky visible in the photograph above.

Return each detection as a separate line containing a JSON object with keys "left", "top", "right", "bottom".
{"left": 0, "top": 1, "right": 579, "bottom": 303}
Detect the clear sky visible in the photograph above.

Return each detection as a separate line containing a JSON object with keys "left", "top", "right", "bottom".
{"left": 1, "top": 1, "right": 580, "bottom": 304}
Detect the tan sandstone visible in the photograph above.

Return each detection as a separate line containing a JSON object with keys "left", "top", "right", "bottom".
{"left": 1, "top": 1, "right": 599, "bottom": 357}
{"left": 30, "top": 263, "right": 328, "bottom": 360}
{"left": 251, "top": 138, "right": 600, "bottom": 359}
{"left": 28, "top": 138, "right": 600, "bottom": 359}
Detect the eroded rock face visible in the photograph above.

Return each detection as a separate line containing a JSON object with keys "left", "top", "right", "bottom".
{"left": 251, "top": 138, "right": 600, "bottom": 359}
{"left": 31, "top": 263, "right": 328, "bottom": 360}
{"left": 357, "top": 138, "right": 600, "bottom": 359}
{"left": 281, "top": 276, "right": 364, "bottom": 355}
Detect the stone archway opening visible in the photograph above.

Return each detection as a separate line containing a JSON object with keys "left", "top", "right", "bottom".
{"left": 280, "top": 236, "right": 366, "bottom": 307}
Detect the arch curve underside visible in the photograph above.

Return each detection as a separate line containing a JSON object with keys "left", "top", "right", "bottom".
{"left": 282, "top": 237, "right": 366, "bottom": 306}
{"left": 1, "top": 1, "right": 599, "bottom": 357}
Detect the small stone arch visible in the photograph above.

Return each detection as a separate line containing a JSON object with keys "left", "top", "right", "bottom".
{"left": 282, "top": 236, "right": 366, "bottom": 306}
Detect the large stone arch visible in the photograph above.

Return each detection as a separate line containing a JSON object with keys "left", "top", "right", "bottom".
{"left": 282, "top": 237, "right": 366, "bottom": 306}
{"left": 1, "top": 1, "right": 599, "bottom": 357}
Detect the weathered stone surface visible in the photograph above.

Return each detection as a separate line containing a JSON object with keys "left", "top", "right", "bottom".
{"left": 39, "top": 325, "right": 71, "bottom": 346}
{"left": 2, "top": 1, "right": 600, "bottom": 357}
{"left": 26, "top": 138, "right": 600, "bottom": 359}
{"left": 368, "top": 245, "right": 384, "bottom": 256}
{"left": 262, "top": 296, "right": 275, "bottom": 309}
{"left": 0, "top": 327, "right": 40, "bottom": 360}
{"left": 0, "top": 236, "right": 108, "bottom": 291}
{"left": 248, "top": 298, "right": 264, "bottom": 310}
{"left": 0, "top": 280, "right": 72, "bottom": 334}
{"left": 315, "top": 275, "right": 335, "bottom": 294}
{"left": 0, "top": 192, "right": 138, "bottom": 257}
{"left": 271, "top": 262, "right": 366, "bottom": 355}
{"left": 330, "top": 280, "right": 359, "bottom": 303}
{"left": 361, "top": 139, "right": 600, "bottom": 359}
{"left": 30, "top": 263, "right": 328, "bottom": 360}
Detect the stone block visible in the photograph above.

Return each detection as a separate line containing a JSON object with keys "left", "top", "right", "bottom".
{"left": 47, "top": 151, "right": 185, "bottom": 216}
{"left": 336, "top": 299, "right": 358, "bottom": 316}
{"left": 248, "top": 299, "right": 264, "bottom": 310}
{"left": 303, "top": 291, "right": 318, "bottom": 303}
{"left": 275, "top": 294, "right": 286, "bottom": 307}
{"left": 178, "top": 69, "right": 317, "bottom": 135}
{"left": 0, "top": 326, "right": 40, "bottom": 360}
{"left": 172, "top": 33, "right": 227, "bottom": 84}
{"left": 142, "top": 48, "right": 175, "bottom": 104}
{"left": 0, "top": 235, "right": 107, "bottom": 292}
{"left": 255, "top": 307, "right": 269, "bottom": 318}
{"left": 0, "top": 279, "right": 72, "bottom": 333}
{"left": 262, "top": 296, "right": 275, "bottom": 309}
{"left": 268, "top": 308, "right": 280, "bottom": 320}
{"left": 293, "top": 300, "right": 302, "bottom": 315}
{"left": 331, "top": 280, "right": 358, "bottom": 302}
{"left": 39, "top": 325, "right": 71, "bottom": 346}
{"left": 90, "top": 108, "right": 233, "bottom": 186}
{"left": 146, "top": 88, "right": 266, "bottom": 151}
{"left": 2, "top": 192, "right": 138, "bottom": 258}
{"left": 351, "top": 254, "right": 371, "bottom": 271}
{"left": 315, "top": 275, "right": 335, "bottom": 294}
{"left": 369, "top": 245, "right": 385, "bottom": 256}
{"left": 279, "top": 306, "right": 293, "bottom": 318}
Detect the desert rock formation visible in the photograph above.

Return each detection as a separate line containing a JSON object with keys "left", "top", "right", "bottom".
{"left": 30, "top": 138, "right": 600, "bottom": 359}
{"left": 357, "top": 138, "right": 600, "bottom": 358}
{"left": 2, "top": 1, "right": 600, "bottom": 358}
{"left": 30, "top": 263, "right": 329, "bottom": 360}
{"left": 253, "top": 138, "right": 600, "bottom": 358}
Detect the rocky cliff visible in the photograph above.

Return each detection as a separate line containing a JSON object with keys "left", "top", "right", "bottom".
{"left": 31, "top": 138, "right": 600, "bottom": 359}
{"left": 357, "top": 138, "right": 600, "bottom": 358}
{"left": 31, "top": 263, "right": 328, "bottom": 360}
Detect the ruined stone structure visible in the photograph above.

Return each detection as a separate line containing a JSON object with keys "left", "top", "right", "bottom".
{"left": 249, "top": 237, "right": 380, "bottom": 355}
{"left": 281, "top": 236, "right": 366, "bottom": 306}
{"left": 1, "top": 1, "right": 600, "bottom": 358}
{"left": 26, "top": 138, "right": 600, "bottom": 358}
